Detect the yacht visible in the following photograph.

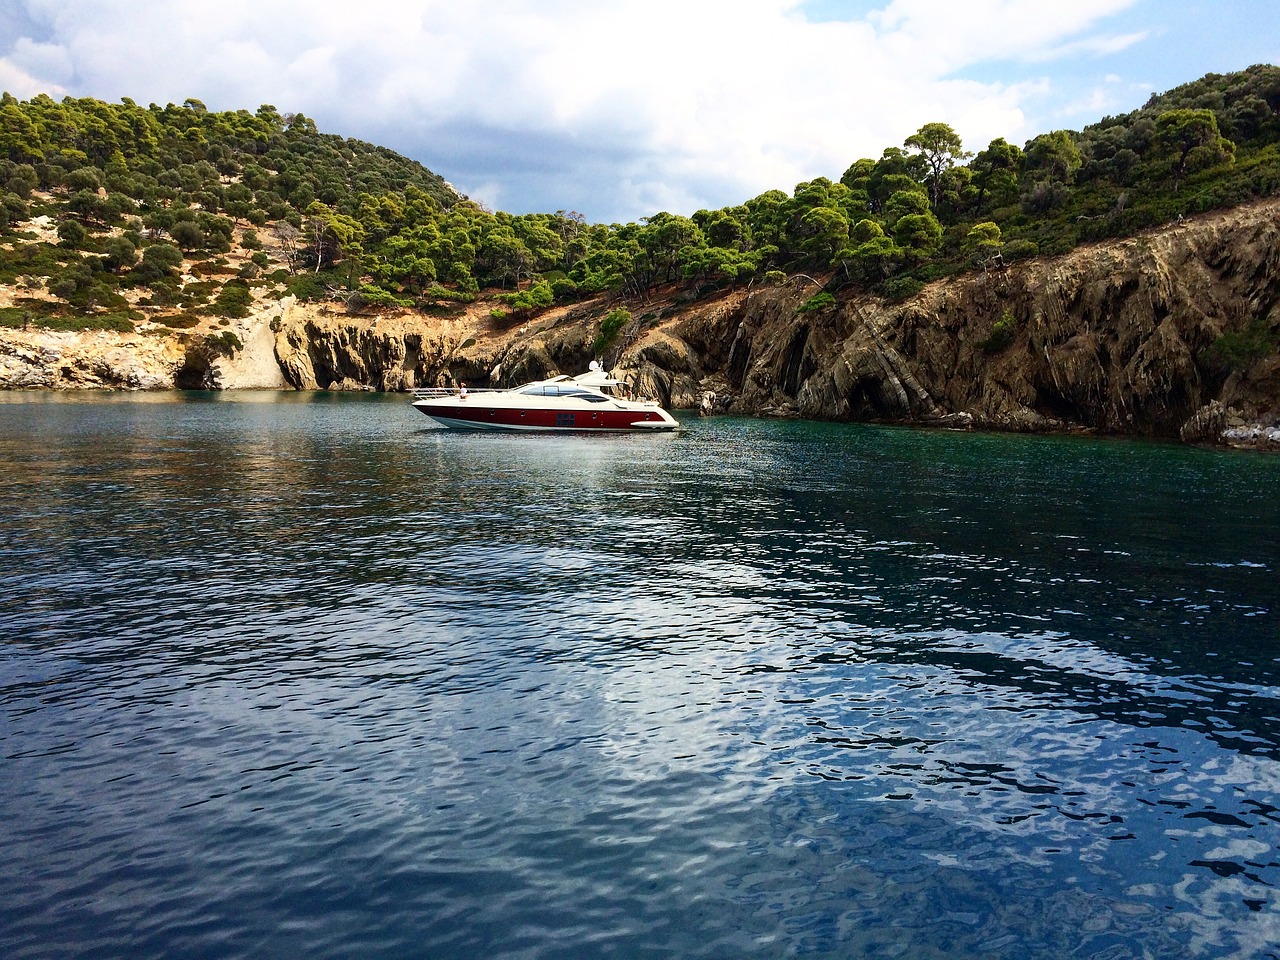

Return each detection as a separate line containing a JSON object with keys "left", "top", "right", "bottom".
{"left": 410, "top": 365, "right": 678, "bottom": 432}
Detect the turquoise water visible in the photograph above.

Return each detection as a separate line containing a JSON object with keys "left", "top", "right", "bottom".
{"left": 1, "top": 391, "right": 1278, "bottom": 959}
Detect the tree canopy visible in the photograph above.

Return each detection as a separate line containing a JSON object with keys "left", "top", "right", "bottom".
{"left": 2, "top": 64, "right": 1279, "bottom": 329}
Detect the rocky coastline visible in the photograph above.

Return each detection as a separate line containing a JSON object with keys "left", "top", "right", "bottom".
{"left": 3, "top": 199, "right": 1278, "bottom": 451}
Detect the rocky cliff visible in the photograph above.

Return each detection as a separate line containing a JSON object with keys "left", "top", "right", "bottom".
{"left": 3, "top": 199, "right": 1278, "bottom": 448}
{"left": 700, "top": 199, "right": 1280, "bottom": 446}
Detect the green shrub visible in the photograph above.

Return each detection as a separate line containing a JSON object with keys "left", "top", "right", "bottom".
{"left": 0, "top": 243, "right": 70, "bottom": 284}
{"left": 1202, "top": 319, "right": 1277, "bottom": 371}
{"left": 45, "top": 258, "right": 126, "bottom": 310}
{"left": 57, "top": 219, "right": 87, "bottom": 248}
{"left": 178, "top": 279, "right": 216, "bottom": 308}
{"left": 878, "top": 277, "right": 924, "bottom": 303}
{"left": 978, "top": 308, "right": 1019, "bottom": 353}
{"left": 170, "top": 220, "right": 204, "bottom": 250}
{"left": 84, "top": 313, "right": 136, "bottom": 333}
{"left": 157, "top": 312, "right": 202, "bottom": 329}
{"left": 212, "top": 280, "right": 255, "bottom": 318}
{"left": 0, "top": 305, "right": 38, "bottom": 328}
{"left": 133, "top": 241, "right": 184, "bottom": 285}
{"left": 421, "top": 283, "right": 475, "bottom": 304}
{"left": 203, "top": 331, "right": 242, "bottom": 356}
{"left": 136, "top": 279, "right": 180, "bottom": 306}
{"left": 797, "top": 292, "right": 836, "bottom": 313}
{"left": 101, "top": 236, "right": 137, "bottom": 272}
{"left": 284, "top": 272, "right": 327, "bottom": 300}
{"left": 550, "top": 276, "right": 579, "bottom": 300}
{"left": 192, "top": 259, "right": 236, "bottom": 276}
{"left": 495, "top": 279, "right": 554, "bottom": 312}
{"left": 592, "top": 307, "right": 630, "bottom": 354}
{"left": 350, "top": 284, "right": 412, "bottom": 309}
{"left": 1, "top": 191, "right": 28, "bottom": 226}
{"left": 1002, "top": 239, "right": 1039, "bottom": 261}
{"left": 10, "top": 311, "right": 136, "bottom": 333}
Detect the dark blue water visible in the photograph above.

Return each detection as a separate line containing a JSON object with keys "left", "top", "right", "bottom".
{"left": 2, "top": 391, "right": 1278, "bottom": 959}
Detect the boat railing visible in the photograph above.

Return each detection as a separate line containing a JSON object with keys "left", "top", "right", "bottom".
{"left": 411, "top": 387, "right": 505, "bottom": 400}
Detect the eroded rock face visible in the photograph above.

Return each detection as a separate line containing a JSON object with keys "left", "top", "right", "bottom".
{"left": 2, "top": 200, "right": 1277, "bottom": 447}
{"left": 662, "top": 201, "right": 1280, "bottom": 442}
{"left": 273, "top": 307, "right": 483, "bottom": 392}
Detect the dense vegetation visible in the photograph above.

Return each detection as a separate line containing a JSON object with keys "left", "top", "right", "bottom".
{"left": 2, "top": 65, "right": 1279, "bottom": 333}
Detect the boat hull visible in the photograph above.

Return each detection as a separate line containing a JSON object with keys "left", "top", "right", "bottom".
{"left": 411, "top": 401, "right": 678, "bottom": 432}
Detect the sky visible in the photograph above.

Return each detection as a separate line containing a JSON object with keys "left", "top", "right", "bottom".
{"left": 0, "top": 0, "right": 1277, "bottom": 224}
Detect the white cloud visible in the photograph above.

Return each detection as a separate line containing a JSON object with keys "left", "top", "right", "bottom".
{"left": 868, "top": 0, "right": 1139, "bottom": 65}
{"left": 0, "top": 0, "right": 1159, "bottom": 221}
{"left": 1035, "top": 29, "right": 1150, "bottom": 62}
{"left": 0, "top": 57, "right": 64, "bottom": 99}
{"left": 7, "top": 36, "right": 73, "bottom": 88}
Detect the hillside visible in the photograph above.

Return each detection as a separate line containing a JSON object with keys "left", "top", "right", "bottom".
{"left": 1, "top": 70, "right": 1279, "bottom": 447}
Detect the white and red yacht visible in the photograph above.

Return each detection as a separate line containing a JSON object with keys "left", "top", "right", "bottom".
{"left": 410, "top": 365, "right": 679, "bottom": 432}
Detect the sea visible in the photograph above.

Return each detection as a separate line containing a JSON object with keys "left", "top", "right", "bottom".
{"left": 1, "top": 390, "right": 1278, "bottom": 960}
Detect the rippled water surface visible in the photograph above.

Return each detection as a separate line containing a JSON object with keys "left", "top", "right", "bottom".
{"left": 2, "top": 391, "right": 1278, "bottom": 959}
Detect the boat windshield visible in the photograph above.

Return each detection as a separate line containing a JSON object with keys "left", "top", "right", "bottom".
{"left": 518, "top": 384, "right": 610, "bottom": 402}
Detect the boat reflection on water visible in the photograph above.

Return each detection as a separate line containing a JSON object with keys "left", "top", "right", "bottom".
{"left": 410, "top": 363, "right": 678, "bottom": 432}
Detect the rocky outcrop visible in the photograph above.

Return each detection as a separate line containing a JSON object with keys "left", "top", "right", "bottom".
{"left": 0, "top": 327, "right": 184, "bottom": 389}
{"left": 2, "top": 199, "right": 1278, "bottom": 447}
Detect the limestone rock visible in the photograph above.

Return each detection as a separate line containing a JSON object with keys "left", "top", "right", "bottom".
{"left": 209, "top": 296, "right": 293, "bottom": 390}
{"left": 0, "top": 329, "right": 182, "bottom": 390}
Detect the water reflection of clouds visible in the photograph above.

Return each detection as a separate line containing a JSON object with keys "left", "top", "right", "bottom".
{"left": 524, "top": 512, "right": 1280, "bottom": 957}
{"left": 524, "top": 602, "right": 1280, "bottom": 956}
{"left": 743, "top": 622, "right": 1280, "bottom": 953}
